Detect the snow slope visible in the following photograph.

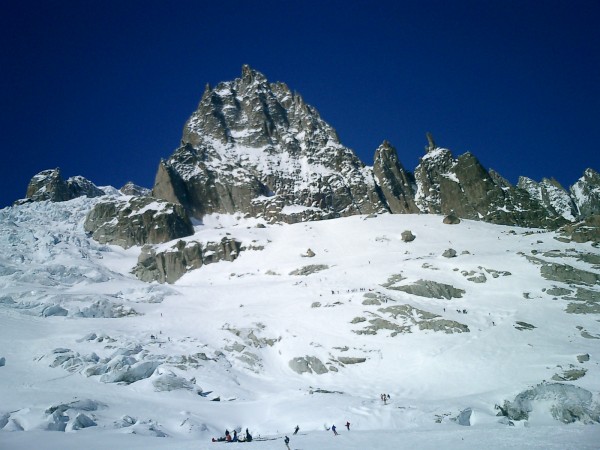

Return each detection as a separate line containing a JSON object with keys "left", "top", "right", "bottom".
{"left": 1, "top": 196, "right": 599, "bottom": 449}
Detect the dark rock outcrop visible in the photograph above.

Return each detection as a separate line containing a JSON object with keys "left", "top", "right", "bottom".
{"left": 413, "top": 147, "right": 567, "bottom": 229}
{"left": 25, "top": 168, "right": 104, "bottom": 203}
{"left": 518, "top": 176, "right": 578, "bottom": 221}
{"left": 133, "top": 237, "right": 241, "bottom": 283}
{"left": 84, "top": 197, "right": 193, "bottom": 249}
{"left": 373, "top": 141, "right": 418, "bottom": 213}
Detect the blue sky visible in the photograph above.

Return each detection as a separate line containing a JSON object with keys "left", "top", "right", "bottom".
{"left": 1, "top": 0, "right": 599, "bottom": 208}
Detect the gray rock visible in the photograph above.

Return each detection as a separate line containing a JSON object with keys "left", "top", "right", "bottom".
{"left": 84, "top": 196, "right": 194, "bottom": 249}
{"left": 133, "top": 237, "right": 241, "bottom": 283}
{"left": 546, "top": 287, "right": 573, "bottom": 296}
{"left": 303, "top": 248, "right": 316, "bottom": 257}
{"left": 289, "top": 264, "right": 329, "bottom": 276}
{"left": 566, "top": 302, "right": 600, "bottom": 314}
{"left": 0, "top": 357, "right": 5, "bottom": 367}
{"left": 577, "top": 354, "right": 590, "bottom": 363}
{"left": 527, "top": 256, "right": 600, "bottom": 286}
{"left": 559, "top": 214, "right": 600, "bottom": 244}
{"left": 514, "top": 321, "right": 536, "bottom": 331}
{"left": 442, "top": 248, "right": 457, "bottom": 258}
{"left": 288, "top": 356, "right": 328, "bottom": 375}
{"left": 337, "top": 357, "right": 366, "bottom": 365}
{"left": 387, "top": 279, "right": 465, "bottom": 299}
{"left": 443, "top": 213, "right": 461, "bottom": 224}
{"left": 552, "top": 368, "right": 587, "bottom": 381}
{"left": 401, "top": 230, "right": 416, "bottom": 242}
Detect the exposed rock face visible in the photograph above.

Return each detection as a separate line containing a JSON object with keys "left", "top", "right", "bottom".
{"left": 288, "top": 356, "right": 328, "bottom": 374}
{"left": 25, "top": 168, "right": 104, "bottom": 203}
{"left": 413, "top": 148, "right": 567, "bottom": 228}
{"left": 386, "top": 279, "right": 466, "bottom": 299}
{"left": 153, "top": 65, "right": 388, "bottom": 223}
{"left": 84, "top": 197, "right": 193, "bottom": 249}
{"left": 133, "top": 237, "right": 241, "bottom": 283}
{"left": 518, "top": 176, "right": 578, "bottom": 221}
{"left": 559, "top": 214, "right": 600, "bottom": 244}
{"left": 571, "top": 168, "right": 600, "bottom": 218}
{"left": 373, "top": 141, "right": 418, "bottom": 213}
{"left": 119, "top": 182, "right": 151, "bottom": 197}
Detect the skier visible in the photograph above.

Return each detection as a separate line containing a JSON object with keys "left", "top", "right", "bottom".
{"left": 332, "top": 424, "right": 338, "bottom": 435}
{"left": 284, "top": 435, "right": 291, "bottom": 449}
{"left": 294, "top": 425, "right": 300, "bottom": 435}
{"left": 345, "top": 421, "right": 350, "bottom": 431}
{"left": 245, "top": 428, "right": 253, "bottom": 442}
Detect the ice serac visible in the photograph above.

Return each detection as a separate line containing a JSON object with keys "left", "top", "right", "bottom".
{"left": 152, "top": 65, "right": 388, "bottom": 223}
{"left": 24, "top": 168, "right": 104, "bottom": 203}
{"left": 373, "top": 141, "right": 419, "bottom": 213}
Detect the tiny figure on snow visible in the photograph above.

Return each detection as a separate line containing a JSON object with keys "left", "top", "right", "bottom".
{"left": 345, "top": 421, "right": 350, "bottom": 431}
{"left": 284, "top": 435, "right": 291, "bottom": 449}
{"left": 225, "top": 429, "right": 231, "bottom": 442}
{"left": 332, "top": 424, "right": 338, "bottom": 435}
{"left": 245, "top": 428, "right": 253, "bottom": 442}
{"left": 294, "top": 425, "right": 300, "bottom": 435}
{"left": 232, "top": 430, "right": 238, "bottom": 442}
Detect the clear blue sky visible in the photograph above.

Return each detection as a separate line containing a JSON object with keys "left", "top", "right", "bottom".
{"left": 2, "top": 0, "right": 599, "bottom": 208}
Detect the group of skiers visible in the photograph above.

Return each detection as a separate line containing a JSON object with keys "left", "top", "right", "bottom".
{"left": 212, "top": 422, "right": 351, "bottom": 445}
{"left": 212, "top": 428, "right": 252, "bottom": 443}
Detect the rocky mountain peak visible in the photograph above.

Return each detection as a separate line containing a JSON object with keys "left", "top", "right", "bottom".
{"left": 149, "top": 68, "right": 598, "bottom": 230}
{"left": 154, "top": 66, "right": 386, "bottom": 222}
{"left": 24, "top": 168, "right": 104, "bottom": 204}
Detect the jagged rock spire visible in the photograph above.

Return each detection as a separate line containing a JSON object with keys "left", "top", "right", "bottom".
{"left": 425, "top": 132, "right": 436, "bottom": 153}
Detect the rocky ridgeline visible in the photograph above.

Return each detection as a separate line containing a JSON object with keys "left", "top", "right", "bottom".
{"left": 19, "top": 67, "right": 600, "bottom": 231}
{"left": 16, "top": 66, "right": 600, "bottom": 282}
{"left": 150, "top": 66, "right": 598, "bottom": 228}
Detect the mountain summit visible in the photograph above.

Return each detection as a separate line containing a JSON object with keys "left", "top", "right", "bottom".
{"left": 152, "top": 65, "right": 388, "bottom": 223}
